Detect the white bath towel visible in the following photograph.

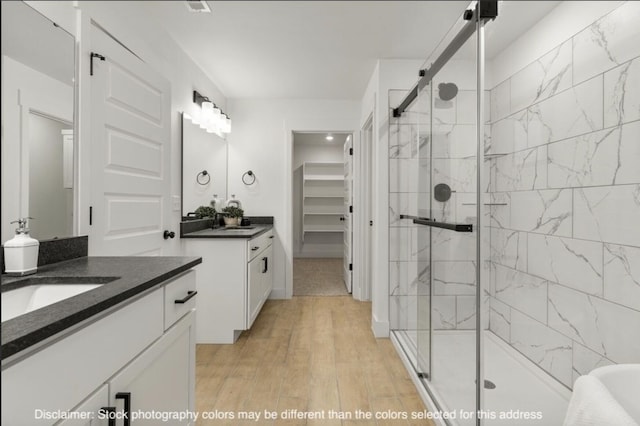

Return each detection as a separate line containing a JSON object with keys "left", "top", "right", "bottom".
{"left": 563, "top": 375, "right": 638, "bottom": 426}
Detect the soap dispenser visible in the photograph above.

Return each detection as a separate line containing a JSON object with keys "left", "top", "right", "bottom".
{"left": 4, "top": 218, "right": 39, "bottom": 276}
{"left": 212, "top": 194, "right": 225, "bottom": 210}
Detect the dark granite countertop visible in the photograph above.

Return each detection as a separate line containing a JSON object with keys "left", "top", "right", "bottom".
{"left": 1, "top": 256, "right": 201, "bottom": 361}
{"left": 181, "top": 224, "right": 272, "bottom": 239}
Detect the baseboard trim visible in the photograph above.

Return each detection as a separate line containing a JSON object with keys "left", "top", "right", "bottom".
{"left": 371, "top": 315, "right": 389, "bottom": 338}
{"left": 268, "top": 288, "right": 287, "bottom": 299}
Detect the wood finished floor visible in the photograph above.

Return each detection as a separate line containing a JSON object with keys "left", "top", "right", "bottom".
{"left": 196, "top": 296, "right": 435, "bottom": 425}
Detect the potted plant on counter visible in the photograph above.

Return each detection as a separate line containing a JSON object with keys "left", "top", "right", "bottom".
{"left": 221, "top": 206, "right": 244, "bottom": 227}
{"left": 194, "top": 205, "right": 216, "bottom": 219}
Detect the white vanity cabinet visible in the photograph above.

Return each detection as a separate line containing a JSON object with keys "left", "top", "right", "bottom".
{"left": 183, "top": 229, "right": 274, "bottom": 343}
{"left": 1, "top": 270, "right": 197, "bottom": 426}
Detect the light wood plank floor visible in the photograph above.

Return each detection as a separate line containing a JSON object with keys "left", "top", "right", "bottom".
{"left": 196, "top": 296, "right": 435, "bottom": 425}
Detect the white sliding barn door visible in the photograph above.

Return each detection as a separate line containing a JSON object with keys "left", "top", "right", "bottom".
{"left": 343, "top": 135, "right": 353, "bottom": 292}
{"left": 89, "top": 25, "right": 171, "bottom": 256}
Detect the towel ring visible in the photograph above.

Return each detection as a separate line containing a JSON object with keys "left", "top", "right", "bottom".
{"left": 196, "top": 170, "right": 210, "bottom": 185}
{"left": 242, "top": 170, "right": 256, "bottom": 185}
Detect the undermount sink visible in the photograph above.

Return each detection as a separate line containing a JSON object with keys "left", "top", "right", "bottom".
{"left": 219, "top": 226, "right": 256, "bottom": 230}
{"left": 1, "top": 277, "right": 118, "bottom": 322}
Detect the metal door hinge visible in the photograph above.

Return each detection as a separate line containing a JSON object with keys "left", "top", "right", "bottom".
{"left": 349, "top": 263, "right": 353, "bottom": 271}
{"left": 349, "top": 205, "right": 353, "bottom": 213}
{"left": 90, "top": 52, "right": 105, "bottom": 76}
{"left": 89, "top": 206, "right": 93, "bottom": 226}
{"left": 349, "top": 147, "right": 353, "bottom": 155}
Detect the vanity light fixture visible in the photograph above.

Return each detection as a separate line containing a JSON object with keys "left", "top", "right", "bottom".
{"left": 193, "top": 90, "right": 231, "bottom": 135}
{"left": 325, "top": 134, "right": 334, "bottom": 141}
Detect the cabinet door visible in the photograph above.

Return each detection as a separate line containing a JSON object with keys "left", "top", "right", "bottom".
{"left": 261, "top": 245, "right": 273, "bottom": 301}
{"left": 108, "top": 311, "right": 195, "bottom": 425}
{"left": 57, "top": 385, "right": 110, "bottom": 426}
{"left": 247, "top": 253, "right": 264, "bottom": 328}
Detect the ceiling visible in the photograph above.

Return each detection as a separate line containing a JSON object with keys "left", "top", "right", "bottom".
{"left": 126, "top": 1, "right": 469, "bottom": 99}
{"left": 293, "top": 132, "right": 350, "bottom": 146}
{"left": 121, "top": 1, "right": 560, "bottom": 100}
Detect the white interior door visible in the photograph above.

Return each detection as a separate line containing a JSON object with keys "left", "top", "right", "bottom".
{"left": 89, "top": 25, "right": 171, "bottom": 256}
{"left": 343, "top": 135, "right": 353, "bottom": 292}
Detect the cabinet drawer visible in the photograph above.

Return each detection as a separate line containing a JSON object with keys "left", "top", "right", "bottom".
{"left": 247, "top": 229, "right": 273, "bottom": 261}
{"left": 164, "top": 270, "right": 196, "bottom": 330}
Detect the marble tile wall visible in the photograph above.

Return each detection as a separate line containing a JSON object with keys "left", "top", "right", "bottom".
{"left": 487, "top": 1, "right": 640, "bottom": 390}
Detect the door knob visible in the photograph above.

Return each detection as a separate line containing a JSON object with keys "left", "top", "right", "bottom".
{"left": 163, "top": 230, "right": 176, "bottom": 239}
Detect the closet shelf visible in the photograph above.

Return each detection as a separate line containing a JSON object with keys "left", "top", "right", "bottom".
{"left": 302, "top": 161, "right": 345, "bottom": 242}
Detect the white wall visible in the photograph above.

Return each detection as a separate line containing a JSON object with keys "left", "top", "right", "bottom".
{"left": 22, "top": 1, "right": 228, "bottom": 255}
{"left": 227, "top": 99, "right": 360, "bottom": 299}
{"left": 359, "top": 59, "right": 426, "bottom": 336}
{"left": 292, "top": 142, "right": 344, "bottom": 257}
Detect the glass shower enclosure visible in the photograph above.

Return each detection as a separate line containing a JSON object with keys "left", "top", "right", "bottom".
{"left": 390, "top": 1, "right": 640, "bottom": 425}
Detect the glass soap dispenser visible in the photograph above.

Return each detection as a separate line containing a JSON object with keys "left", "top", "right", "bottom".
{"left": 4, "top": 218, "right": 39, "bottom": 276}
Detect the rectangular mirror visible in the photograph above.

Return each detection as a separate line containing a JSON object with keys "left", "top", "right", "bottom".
{"left": 181, "top": 113, "right": 228, "bottom": 217}
{"left": 1, "top": 1, "right": 76, "bottom": 242}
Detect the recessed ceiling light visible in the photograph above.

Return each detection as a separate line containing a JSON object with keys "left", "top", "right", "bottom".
{"left": 185, "top": 0, "right": 211, "bottom": 13}
{"left": 325, "top": 135, "right": 334, "bottom": 141}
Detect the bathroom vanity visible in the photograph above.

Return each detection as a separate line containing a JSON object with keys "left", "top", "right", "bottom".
{"left": 181, "top": 219, "right": 274, "bottom": 344}
{"left": 1, "top": 256, "right": 201, "bottom": 425}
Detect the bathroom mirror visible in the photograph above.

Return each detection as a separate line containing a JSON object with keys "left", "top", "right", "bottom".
{"left": 181, "top": 113, "right": 228, "bottom": 217}
{"left": 1, "top": 1, "right": 76, "bottom": 243}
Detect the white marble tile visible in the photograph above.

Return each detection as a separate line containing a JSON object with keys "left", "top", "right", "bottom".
{"left": 548, "top": 283, "right": 640, "bottom": 364}
{"left": 494, "top": 145, "right": 547, "bottom": 192}
{"left": 494, "top": 263, "right": 548, "bottom": 323}
{"left": 433, "top": 261, "right": 476, "bottom": 296}
{"left": 432, "top": 124, "right": 476, "bottom": 159}
{"left": 389, "top": 295, "right": 416, "bottom": 330}
{"left": 548, "top": 121, "right": 640, "bottom": 188}
{"left": 389, "top": 158, "right": 419, "bottom": 193}
{"left": 456, "top": 295, "right": 476, "bottom": 330}
{"left": 389, "top": 226, "right": 410, "bottom": 261}
{"left": 574, "top": 184, "right": 640, "bottom": 246}
{"left": 528, "top": 234, "right": 603, "bottom": 296}
{"left": 604, "top": 243, "right": 640, "bottom": 311}
{"left": 432, "top": 158, "right": 477, "bottom": 193}
{"left": 490, "top": 111, "right": 528, "bottom": 155}
{"left": 389, "top": 124, "right": 417, "bottom": 159}
{"left": 573, "top": 1, "right": 640, "bottom": 85}
{"left": 527, "top": 76, "right": 604, "bottom": 146}
{"left": 489, "top": 297, "right": 511, "bottom": 342}
{"left": 389, "top": 193, "right": 417, "bottom": 227}
{"left": 491, "top": 79, "right": 510, "bottom": 122}
{"left": 389, "top": 261, "right": 430, "bottom": 297}
{"left": 432, "top": 295, "right": 456, "bottom": 330}
{"left": 490, "top": 228, "right": 527, "bottom": 272}
{"left": 489, "top": 193, "right": 511, "bottom": 229}
{"left": 572, "top": 342, "right": 614, "bottom": 386}
{"left": 456, "top": 90, "right": 476, "bottom": 125}
{"left": 511, "top": 40, "right": 573, "bottom": 114}
{"left": 430, "top": 228, "right": 476, "bottom": 262}
{"left": 604, "top": 57, "right": 640, "bottom": 127}
{"left": 431, "top": 192, "right": 456, "bottom": 223}
{"left": 509, "top": 189, "right": 573, "bottom": 237}
{"left": 433, "top": 97, "right": 457, "bottom": 125}
{"left": 510, "top": 309, "right": 573, "bottom": 387}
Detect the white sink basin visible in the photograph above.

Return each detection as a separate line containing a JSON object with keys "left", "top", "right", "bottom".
{"left": 589, "top": 364, "right": 640, "bottom": 422}
{"left": 1, "top": 284, "right": 103, "bottom": 322}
